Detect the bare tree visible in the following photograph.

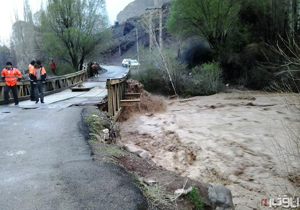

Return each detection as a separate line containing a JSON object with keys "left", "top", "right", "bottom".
{"left": 41, "top": 0, "right": 111, "bottom": 69}
{"left": 10, "top": 0, "right": 36, "bottom": 72}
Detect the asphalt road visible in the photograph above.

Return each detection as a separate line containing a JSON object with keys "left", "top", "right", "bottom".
{"left": 0, "top": 66, "right": 148, "bottom": 210}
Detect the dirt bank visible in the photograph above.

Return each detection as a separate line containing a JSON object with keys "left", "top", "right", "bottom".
{"left": 119, "top": 91, "right": 300, "bottom": 209}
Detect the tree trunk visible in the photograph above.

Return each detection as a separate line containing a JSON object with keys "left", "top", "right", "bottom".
{"left": 72, "top": 57, "right": 78, "bottom": 70}
{"left": 79, "top": 55, "right": 85, "bottom": 70}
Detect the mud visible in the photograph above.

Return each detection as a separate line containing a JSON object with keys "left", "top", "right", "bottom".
{"left": 119, "top": 91, "right": 300, "bottom": 209}
{"left": 119, "top": 79, "right": 166, "bottom": 122}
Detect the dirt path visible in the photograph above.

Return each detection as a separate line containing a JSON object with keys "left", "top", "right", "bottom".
{"left": 119, "top": 92, "right": 299, "bottom": 209}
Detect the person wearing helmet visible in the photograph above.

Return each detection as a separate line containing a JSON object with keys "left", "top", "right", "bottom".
{"left": 1, "top": 62, "right": 22, "bottom": 105}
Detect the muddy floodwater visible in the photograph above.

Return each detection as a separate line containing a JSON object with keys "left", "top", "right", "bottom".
{"left": 119, "top": 92, "right": 299, "bottom": 209}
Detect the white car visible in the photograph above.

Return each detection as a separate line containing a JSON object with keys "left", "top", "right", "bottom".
{"left": 122, "top": 59, "right": 131, "bottom": 67}
{"left": 129, "top": 60, "right": 140, "bottom": 67}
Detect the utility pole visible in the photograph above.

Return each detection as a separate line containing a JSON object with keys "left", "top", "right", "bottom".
{"left": 136, "top": 28, "right": 140, "bottom": 64}
{"left": 146, "top": 7, "right": 163, "bottom": 52}
{"left": 159, "top": 8, "right": 163, "bottom": 50}
{"left": 149, "top": 10, "right": 153, "bottom": 52}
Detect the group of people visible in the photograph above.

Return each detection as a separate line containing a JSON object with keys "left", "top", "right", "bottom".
{"left": 1, "top": 60, "right": 48, "bottom": 105}
{"left": 28, "top": 60, "right": 47, "bottom": 103}
{"left": 90, "top": 62, "right": 101, "bottom": 77}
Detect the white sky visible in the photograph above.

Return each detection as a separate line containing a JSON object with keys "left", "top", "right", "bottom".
{"left": 0, "top": 0, "right": 134, "bottom": 45}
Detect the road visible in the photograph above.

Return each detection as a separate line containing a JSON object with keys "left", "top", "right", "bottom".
{"left": 0, "top": 66, "right": 148, "bottom": 210}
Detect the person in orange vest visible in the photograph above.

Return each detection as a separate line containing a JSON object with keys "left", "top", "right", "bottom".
{"left": 91, "top": 62, "right": 100, "bottom": 77}
{"left": 28, "top": 60, "right": 36, "bottom": 101}
{"left": 1, "top": 62, "right": 22, "bottom": 105}
{"left": 29, "top": 60, "right": 47, "bottom": 103}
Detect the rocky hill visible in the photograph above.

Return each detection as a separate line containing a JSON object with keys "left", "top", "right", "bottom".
{"left": 100, "top": 2, "right": 210, "bottom": 67}
{"left": 117, "top": 0, "right": 171, "bottom": 23}
{"left": 100, "top": 3, "right": 172, "bottom": 64}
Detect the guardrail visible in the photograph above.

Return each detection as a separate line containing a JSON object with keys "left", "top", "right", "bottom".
{"left": 0, "top": 64, "right": 88, "bottom": 103}
{"left": 106, "top": 68, "right": 140, "bottom": 121}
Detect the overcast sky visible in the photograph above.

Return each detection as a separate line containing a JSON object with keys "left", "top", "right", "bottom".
{"left": 0, "top": 0, "right": 134, "bottom": 45}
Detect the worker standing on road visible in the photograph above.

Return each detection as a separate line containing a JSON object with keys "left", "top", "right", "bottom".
{"left": 28, "top": 60, "right": 36, "bottom": 101}
{"left": 1, "top": 62, "right": 22, "bottom": 105}
{"left": 91, "top": 62, "right": 100, "bottom": 77}
{"left": 30, "top": 60, "right": 47, "bottom": 104}
{"left": 50, "top": 59, "right": 56, "bottom": 75}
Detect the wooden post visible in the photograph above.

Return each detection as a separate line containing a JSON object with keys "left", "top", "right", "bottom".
{"left": 107, "top": 79, "right": 113, "bottom": 116}
{"left": 112, "top": 85, "right": 116, "bottom": 116}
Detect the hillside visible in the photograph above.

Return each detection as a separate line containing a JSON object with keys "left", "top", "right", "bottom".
{"left": 100, "top": 3, "right": 173, "bottom": 64}
{"left": 117, "top": 0, "right": 171, "bottom": 23}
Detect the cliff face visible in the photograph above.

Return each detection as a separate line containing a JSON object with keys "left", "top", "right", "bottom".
{"left": 100, "top": 3, "right": 172, "bottom": 64}
{"left": 117, "top": 0, "right": 171, "bottom": 23}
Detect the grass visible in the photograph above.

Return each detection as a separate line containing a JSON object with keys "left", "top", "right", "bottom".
{"left": 84, "top": 114, "right": 105, "bottom": 136}
{"left": 101, "top": 147, "right": 123, "bottom": 156}
{"left": 186, "top": 187, "right": 204, "bottom": 210}
{"left": 136, "top": 181, "right": 176, "bottom": 210}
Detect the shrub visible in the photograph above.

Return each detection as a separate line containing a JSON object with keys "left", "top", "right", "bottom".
{"left": 130, "top": 65, "right": 173, "bottom": 95}
{"left": 183, "top": 62, "right": 222, "bottom": 96}
{"left": 187, "top": 187, "right": 204, "bottom": 210}
{"left": 130, "top": 51, "right": 187, "bottom": 95}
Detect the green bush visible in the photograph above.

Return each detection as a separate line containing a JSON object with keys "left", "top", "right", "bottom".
{"left": 130, "top": 66, "right": 172, "bottom": 94}
{"left": 187, "top": 187, "right": 204, "bottom": 210}
{"left": 183, "top": 62, "right": 221, "bottom": 96}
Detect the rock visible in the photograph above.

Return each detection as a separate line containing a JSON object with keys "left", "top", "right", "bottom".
{"left": 124, "top": 144, "right": 143, "bottom": 155}
{"left": 208, "top": 183, "right": 234, "bottom": 210}
{"left": 139, "top": 151, "right": 150, "bottom": 159}
{"left": 102, "top": 129, "right": 110, "bottom": 140}
{"left": 102, "top": 129, "right": 109, "bottom": 134}
{"left": 174, "top": 186, "right": 193, "bottom": 197}
{"left": 145, "top": 113, "right": 153, "bottom": 117}
{"left": 144, "top": 179, "right": 157, "bottom": 185}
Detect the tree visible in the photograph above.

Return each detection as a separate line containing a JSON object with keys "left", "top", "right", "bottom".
{"left": 41, "top": 0, "right": 111, "bottom": 69}
{"left": 167, "top": 0, "right": 242, "bottom": 52}
{"left": 166, "top": 0, "right": 272, "bottom": 56}
{"left": 0, "top": 45, "right": 11, "bottom": 69}
{"left": 10, "top": 0, "right": 36, "bottom": 72}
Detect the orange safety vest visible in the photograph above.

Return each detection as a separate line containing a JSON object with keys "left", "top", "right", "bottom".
{"left": 28, "top": 64, "right": 35, "bottom": 74}
{"left": 31, "top": 67, "right": 47, "bottom": 76}
{"left": 91, "top": 64, "right": 99, "bottom": 69}
{"left": 1, "top": 68, "right": 22, "bottom": 86}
